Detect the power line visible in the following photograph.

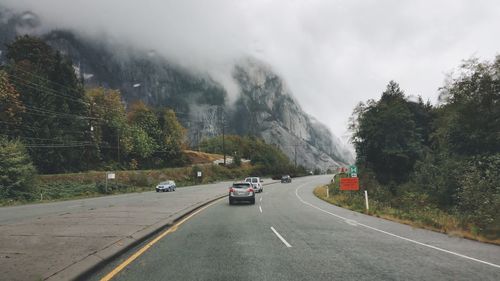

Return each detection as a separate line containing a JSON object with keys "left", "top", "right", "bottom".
{"left": 11, "top": 67, "right": 85, "bottom": 96}
{"left": 0, "top": 133, "right": 84, "bottom": 142}
{"left": 24, "top": 143, "right": 92, "bottom": 148}
{"left": 7, "top": 70, "right": 198, "bottom": 121}
{"left": 8, "top": 74, "right": 89, "bottom": 106}
{"left": 10, "top": 69, "right": 199, "bottom": 118}
{"left": 4, "top": 98, "right": 101, "bottom": 120}
{"left": 0, "top": 121, "right": 92, "bottom": 136}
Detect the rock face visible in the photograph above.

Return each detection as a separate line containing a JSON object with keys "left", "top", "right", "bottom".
{"left": 231, "top": 59, "right": 354, "bottom": 169}
{"left": 0, "top": 8, "right": 354, "bottom": 170}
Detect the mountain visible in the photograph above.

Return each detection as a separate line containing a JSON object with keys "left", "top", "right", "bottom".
{"left": 0, "top": 8, "right": 354, "bottom": 170}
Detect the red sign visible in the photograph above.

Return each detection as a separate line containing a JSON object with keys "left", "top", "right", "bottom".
{"left": 340, "top": 177, "right": 359, "bottom": 191}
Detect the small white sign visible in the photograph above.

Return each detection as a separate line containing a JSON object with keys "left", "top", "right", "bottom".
{"left": 107, "top": 173, "right": 115, "bottom": 179}
{"left": 197, "top": 171, "right": 202, "bottom": 177}
{"left": 351, "top": 173, "right": 357, "bottom": 178}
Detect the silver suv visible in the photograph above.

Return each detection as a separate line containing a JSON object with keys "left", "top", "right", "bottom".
{"left": 229, "top": 182, "right": 255, "bottom": 205}
{"left": 244, "top": 177, "right": 263, "bottom": 193}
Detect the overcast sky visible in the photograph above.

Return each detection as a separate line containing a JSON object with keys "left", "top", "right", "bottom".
{"left": 3, "top": 0, "right": 500, "bottom": 142}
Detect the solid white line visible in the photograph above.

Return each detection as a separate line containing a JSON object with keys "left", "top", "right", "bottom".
{"left": 295, "top": 183, "right": 500, "bottom": 269}
{"left": 345, "top": 219, "right": 358, "bottom": 226}
{"left": 271, "top": 226, "right": 292, "bottom": 248}
{"left": 259, "top": 205, "right": 263, "bottom": 213}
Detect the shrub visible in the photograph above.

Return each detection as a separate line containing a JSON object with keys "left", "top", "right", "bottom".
{"left": 0, "top": 138, "right": 37, "bottom": 200}
{"left": 456, "top": 154, "right": 500, "bottom": 235}
{"left": 96, "top": 181, "right": 130, "bottom": 194}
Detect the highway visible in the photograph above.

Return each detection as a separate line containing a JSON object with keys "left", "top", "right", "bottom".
{"left": 90, "top": 175, "right": 500, "bottom": 281}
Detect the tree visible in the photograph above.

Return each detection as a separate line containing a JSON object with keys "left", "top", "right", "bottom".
{"left": 85, "top": 88, "right": 131, "bottom": 167}
{"left": 5, "top": 35, "right": 88, "bottom": 173}
{"left": 157, "top": 108, "right": 186, "bottom": 165}
{"left": 128, "top": 101, "right": 161, "bottom": 140}
{"left": 0, "top": 137, "right": 37, "bottom": 200}
{"left": 0, "top": 70, "right": 25, "bottom": 134}
{"left": 351, "top": 81, "right": 424, "bottom": 186}
{"left": 437, "top": 57, "right": 500, "bottom": 156}
{"left": 199, "top": 135, "right": 293, "bottom": 175}
{"left": 129, "top": 125, "right": 157, "bottom": 160}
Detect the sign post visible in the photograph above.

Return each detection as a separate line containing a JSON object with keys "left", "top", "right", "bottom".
{"left": 106, "top": 172, "right": 115, "bottom": 193}
{"left": 364, "top": 190, "right": 369, "bottom": 210}
{"left": 196, "top": 171, "right": 202, "bottom": 183}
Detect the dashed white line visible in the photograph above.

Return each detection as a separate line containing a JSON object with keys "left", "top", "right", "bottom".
{"left": 259, "top": 197, "right": 263, "bottom": 202}
{"left": 271, "top": 226, "right": 292, "bottom": 248}
{"left": 259, "top": 206, "right": 263, "bottom": 213}
{"left": 295, "top": 183, "right": 500, "bottom": 269}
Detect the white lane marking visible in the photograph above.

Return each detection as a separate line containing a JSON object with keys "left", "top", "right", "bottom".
{"left": 259, "top": 206, "right": 263, "bottom": 213}
{"left": 271, "top": 226, "right": 292, "bottom": 248}
{"left": 295, "top": 183, "right": 500, "bottom": 269}
{"left": 345, "top": 219, "right": 358, "bottom": 226}
{"left": 260, "top": 197, "right": 263, "bottom": 202}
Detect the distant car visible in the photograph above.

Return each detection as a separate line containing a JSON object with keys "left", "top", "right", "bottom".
{"left": 281, "top": 175, "right": 292, "bottom": 183}
{"left": 156, "top": 180, "right": 176, "bottom": 192}
{"left": 244, "top": 177, "right": 263, "bottom": 193}
{"left": 229, "top": 182, "right": 255, "bottom": 205}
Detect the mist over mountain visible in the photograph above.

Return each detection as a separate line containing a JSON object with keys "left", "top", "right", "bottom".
{"left": 0, "top": 7, "right": 354, "bottom": 169}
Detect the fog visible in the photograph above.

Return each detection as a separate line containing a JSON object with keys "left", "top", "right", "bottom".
{"left": 3, "top": 0, "right": 500, "bottom": 141}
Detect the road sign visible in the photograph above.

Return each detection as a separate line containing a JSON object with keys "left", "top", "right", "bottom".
{"left": 351, "top": 173, "right": 357, "bottom": 178}
{"left": 197, "top": 171, "right": 202, "bottom": 177}
{"left": 340, "top": 177, "right": 359, "bottom": 190}
{"left": 107, "top": 173, "right": 115, "bottom": 179}
{"left": 349, "top": 165, "right": 357, "bottom": 175}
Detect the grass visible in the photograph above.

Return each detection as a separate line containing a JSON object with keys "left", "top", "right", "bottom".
{"left": 183, "top": 150, "right": 225, "bottom": 164}
{"left": 0, "top": 164, "right": 255, "bottom": 207}
{"left": 313, "top": 185, "right": 500, "bottom": 245}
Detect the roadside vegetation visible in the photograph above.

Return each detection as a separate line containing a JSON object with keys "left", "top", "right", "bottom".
{"left": 0, "top": 163, "right": 257, "bottom": 206}
{"left": 314, "top": 174, "right": 499, "bottom": 245}
{"left": 330, "top": 56, "right": 499, "bottom": 242}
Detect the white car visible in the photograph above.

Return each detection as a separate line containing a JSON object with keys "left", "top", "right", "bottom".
{"left": 244, "top": 177, "right": 263, "bottom": 193}
{"left": 156, "top": 180, "right": 176, "bottom": 192}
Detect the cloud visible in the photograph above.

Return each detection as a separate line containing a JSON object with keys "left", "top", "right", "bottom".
{"left": 2, "top": 0, "right": 500, "bottom": 139}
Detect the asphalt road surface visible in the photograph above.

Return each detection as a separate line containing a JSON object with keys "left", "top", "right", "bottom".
{"left": 90, "top": 175, "right": 500, "bottom": 281}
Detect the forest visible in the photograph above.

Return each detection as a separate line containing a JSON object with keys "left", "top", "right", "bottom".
{"left": 349, "top": 56, "right": 499, "bottom": 237}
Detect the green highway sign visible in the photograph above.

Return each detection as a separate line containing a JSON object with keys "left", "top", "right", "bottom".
{"left": 349, "top": 165, "right": 357, "bottom": 177}
{"left": 349, "top": 165, "right": 357, "bottom": 174}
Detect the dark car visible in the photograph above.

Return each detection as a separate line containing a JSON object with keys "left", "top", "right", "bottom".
{"left": 229, "top": 182, "right": 255, "bottom": 205}
{"left": 281, "top": 175, "right": 292, "bottom": 183}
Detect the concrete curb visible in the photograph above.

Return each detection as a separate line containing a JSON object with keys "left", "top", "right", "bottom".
{"left": 49, "top": 180, "right": 280, "bottom": 281}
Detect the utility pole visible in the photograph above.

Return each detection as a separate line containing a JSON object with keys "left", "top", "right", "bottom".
{"left": 218, "top": 106, "right": 227, "bottom": 166}
{"left": 117, "top": 132, "right": 120, "bottom": 164}
{"left": 294, "top": 145, "right": 297, "bottom": 168}
{"left": 222, "top": 115, "right": 226, "bottom": 166}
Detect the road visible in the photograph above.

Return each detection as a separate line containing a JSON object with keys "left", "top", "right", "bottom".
{"left": 0, "top": 180, "right": 240, "bottom": 281}
{"left": 90, "top": 175, "right": 500, "bottom": 281}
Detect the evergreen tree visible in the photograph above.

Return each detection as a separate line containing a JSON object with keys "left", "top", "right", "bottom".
{"left": 5, "top": 36, "right": 89, "bottom": 173}
{"left": 352, "top": 81, "right": 424, "bottom": 186}
{"left": 0, "top": 137, "right": 37, "bottom": 200}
